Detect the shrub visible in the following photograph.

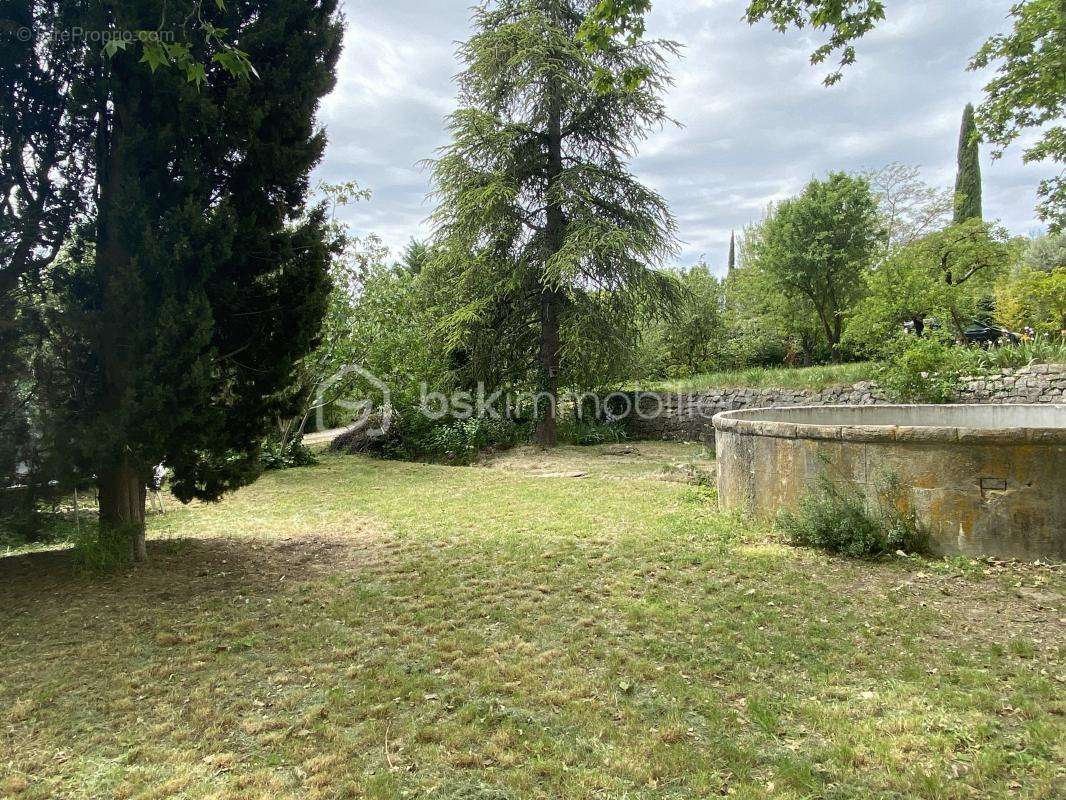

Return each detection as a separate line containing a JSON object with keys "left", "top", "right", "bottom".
{"left": 72, "top": 523, "right": 133, "bottom": 571}
{"left": 876, "top": 334, "right": 961, "bottom": 403}
{"left": 995, "top": 266, "right": 1065, "bottom": 337}
{"left": 334, "top": 411, "right": 531, "bottom": 464}
{"left": 421, "top": 417, "right": 528, "bottom": 462}
{"left": 261, "top": 438, "right": 318, "bottom": 471}
{"left": 779, "top": 473, "right": 928, "bottom": 557}
{"left": 1022, "top": 232, "right": 1066, "bottom": 272}
{"left": 556, "top": 418, "right": 628, "bottom": 446}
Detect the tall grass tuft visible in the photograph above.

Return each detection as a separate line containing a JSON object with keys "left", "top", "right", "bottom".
{"left": 72, "top": 523, "right": 132, "bottom": 571}
{"left": 646, "top": 362, "right": 878, "bottom": 393}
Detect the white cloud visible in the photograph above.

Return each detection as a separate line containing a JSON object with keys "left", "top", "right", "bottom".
{"left": 314, "top": 0, "right": 1049, "bottom": 272}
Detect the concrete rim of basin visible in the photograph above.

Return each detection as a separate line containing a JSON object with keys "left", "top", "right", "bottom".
{"left": 712, "top": 404, "right": 1066, "bottom": 445}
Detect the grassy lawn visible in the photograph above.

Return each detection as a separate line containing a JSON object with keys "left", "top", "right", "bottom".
{"left": 644, "top": 362, "right": 879, "bottom": 393}
{"left": 1, "top": 445, "right": 1063, "bottom": 799}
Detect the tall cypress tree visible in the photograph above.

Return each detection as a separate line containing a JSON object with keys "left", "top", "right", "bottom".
{"left": 728, "top": 231, "right": 736, "bottom": 273}
{"left": 954, "top": 103, "right": 983, "bottom": 224}
{"left": 430, "top": 0, "right": 679, "bottom": 446}
{"left": 26, "top": 0, "right": 342, "bottom": 560}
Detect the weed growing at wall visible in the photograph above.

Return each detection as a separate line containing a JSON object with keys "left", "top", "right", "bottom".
{"left": 779, "top": 471, "right": 929, "bottom": 557}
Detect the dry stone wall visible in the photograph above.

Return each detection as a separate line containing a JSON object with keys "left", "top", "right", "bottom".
{"left": 622, "top": 363, "right": 1065, "bottom": 442}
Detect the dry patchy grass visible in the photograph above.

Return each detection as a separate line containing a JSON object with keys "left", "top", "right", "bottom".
{"left": 0, "top": 447, "right": 1062, "bottom": 799}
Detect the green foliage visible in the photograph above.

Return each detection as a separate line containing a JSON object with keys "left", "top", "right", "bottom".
{"left": 420, "top": 418, "right": 530, "bottom": 463}
{"left": 1022, "top": 232, "right": 1066, "bottom": 272}
{"left": 953, "top": 104, "right": 983, "bottom": 223}
{"left": 744, "top": 0, "right": 886, "bottom": 86}
{"left": 7, "top": 0, "right": 343, "bottom": 557}
{"left": 350, "top": 415, "right": 530, "bottom": 465}
{"left": 260, "top": 439, "right": 318, "bottom": 472}
{"left": 917, "top": 220, "right": 1017, "bottom": 338}
{"left": 846, "top": 220, "right": 1016, "bottom": 355}
{"left": 963, "top": 338, "right": 1066, "bottom": 370}
{"left": 747, "top": 173, "right": 883, "bottom": 353}
{"left": 876, "top": 335, "right": 1064, "bottom": 406}
{"left": 995, "top": 266, "right": 1066, "bottom": 337}
{"left": 969, "top": 0, "right": 1066, "bottom": 230}
{"left": 876, "top": 334, "right": 963, "bottom": 404}
{"left": 779, "top": 473, "right": 928, "bottom": 557}
{"left": 287, "top": 229, "right": 410, "bottom": 431}
{"left": 640, "top": 262, "right": 725, "bottom": 378}
{"left": 400, "top": 239, "right": 432, "bottom": 276}
{"left": 843, "top": 246, "right": 941, "bottom": 356}
{"left": 556, "top": 418, "right": 628, "bottom": 446}
{"left": 99, "top": 3, "right": 258, "bottom": 86}
{"left": 590, "top": 1, "right": 889, "bottom": 88}
{"left": 717, "top": 223, "right": 830, "bottom": 368}
{"left": 428, "top": 0, "right": 681, "bottom": 417}
{"left": 72, "top": 522, "right": 132, "bottom": 571}
{"left": 577, "top": 0, "right": 653, "bottom": 92}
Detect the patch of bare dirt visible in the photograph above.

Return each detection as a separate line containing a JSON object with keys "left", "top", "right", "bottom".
{"left": 804, "top": 549, "right": 1066, "bottom": 651}
{"left": 0, "top": 533, "right": 385, "bottom": 615}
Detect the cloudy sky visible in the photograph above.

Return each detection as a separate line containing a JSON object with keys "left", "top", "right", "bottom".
{"left": 313, "top": 0, "right": 1050, "bottom": 275}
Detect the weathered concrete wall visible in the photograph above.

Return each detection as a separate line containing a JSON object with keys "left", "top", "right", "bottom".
{"left": 623, "top": 363, "right": 1065, "bottom": 442}
{"left": 714, "top": 404, "right": 1066, "bottom": 561}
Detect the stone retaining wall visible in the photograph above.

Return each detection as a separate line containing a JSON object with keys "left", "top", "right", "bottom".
{"left": 622, "top": 363, "right": 1066, "bottom": 442}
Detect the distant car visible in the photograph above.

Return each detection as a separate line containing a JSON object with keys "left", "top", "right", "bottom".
{"left": 902, "top": 318, "right": 1019, "bottom": 346}
{"left": 962, "top": 322, "right": 1020, "bottom": 346}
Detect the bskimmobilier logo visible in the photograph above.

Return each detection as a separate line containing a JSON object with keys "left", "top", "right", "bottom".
{"left": 315, "top": 364, "right": 393, "bottom": 438}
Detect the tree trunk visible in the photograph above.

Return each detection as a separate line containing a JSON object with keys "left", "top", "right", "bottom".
{"left": 948, "top": 304, "right": 968, "bottom": 345}
{"left": 536, "top": 69, "right": 565, "bottom": 448}
{"left": 814, "top": 305, "right": 841, "bottom": 362}
{"left": 94, "top": 39, "right": 147, "bottom": 562}
{"left": 536, "top": 288, "right": 561, "bottom": 447}
{"left": 98, "top": 456, "right": 147, "bottom": 562}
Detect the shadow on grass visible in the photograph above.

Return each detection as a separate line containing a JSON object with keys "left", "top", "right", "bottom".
{"left": 0, "top": 533, "right": 368, "bottom": 613}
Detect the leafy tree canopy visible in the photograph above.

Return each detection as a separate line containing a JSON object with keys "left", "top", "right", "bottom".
{"left": 747, "top": 172, "right": 882, "bottom": 355}
{"left": 846, "top": 219, "right": 1017, "bottom": 353}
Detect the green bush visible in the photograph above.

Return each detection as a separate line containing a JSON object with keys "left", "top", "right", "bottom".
{"left": 556, "top": 418, "right": 628, "bottom": 446}
{"left": 423, "top": 417, "right": 527, "bottom": 462}
{"left": 261, "top": 438, "right": 318, "bottom": 471}
{"left": 877, "top": 334, "right": 1065, "bottom": 405}
{"left": 72, "top": 523, "right": 133, "bottom": 571}
{"left": 779, "top": 474, "right": 928, "bottom": 557}
{"left": 876, "top": 335, "right": 961, "bottom": 403}
{"left": 361, "top": 414, "right": 531, "bottom": 464}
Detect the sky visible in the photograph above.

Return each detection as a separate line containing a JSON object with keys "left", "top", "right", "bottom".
{"left": 312, "top": 0, "right": 1051, "bottom": 275}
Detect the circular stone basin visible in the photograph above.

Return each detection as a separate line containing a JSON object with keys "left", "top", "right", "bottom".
{"left": 713, "top": 404, "right": 1066, "bottom": 560}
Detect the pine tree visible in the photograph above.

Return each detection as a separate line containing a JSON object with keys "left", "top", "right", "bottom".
{"left": 26, "top": 0, "right": 342, "bottom": 560}
{"left": 728, "top": 231, "right": 737, "bottom": 273}
{"left": 954, "top": 103, "right": 983, "bottom": 224}
{"left": 429, "top": 0, "right": 679, "bottom": 446}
